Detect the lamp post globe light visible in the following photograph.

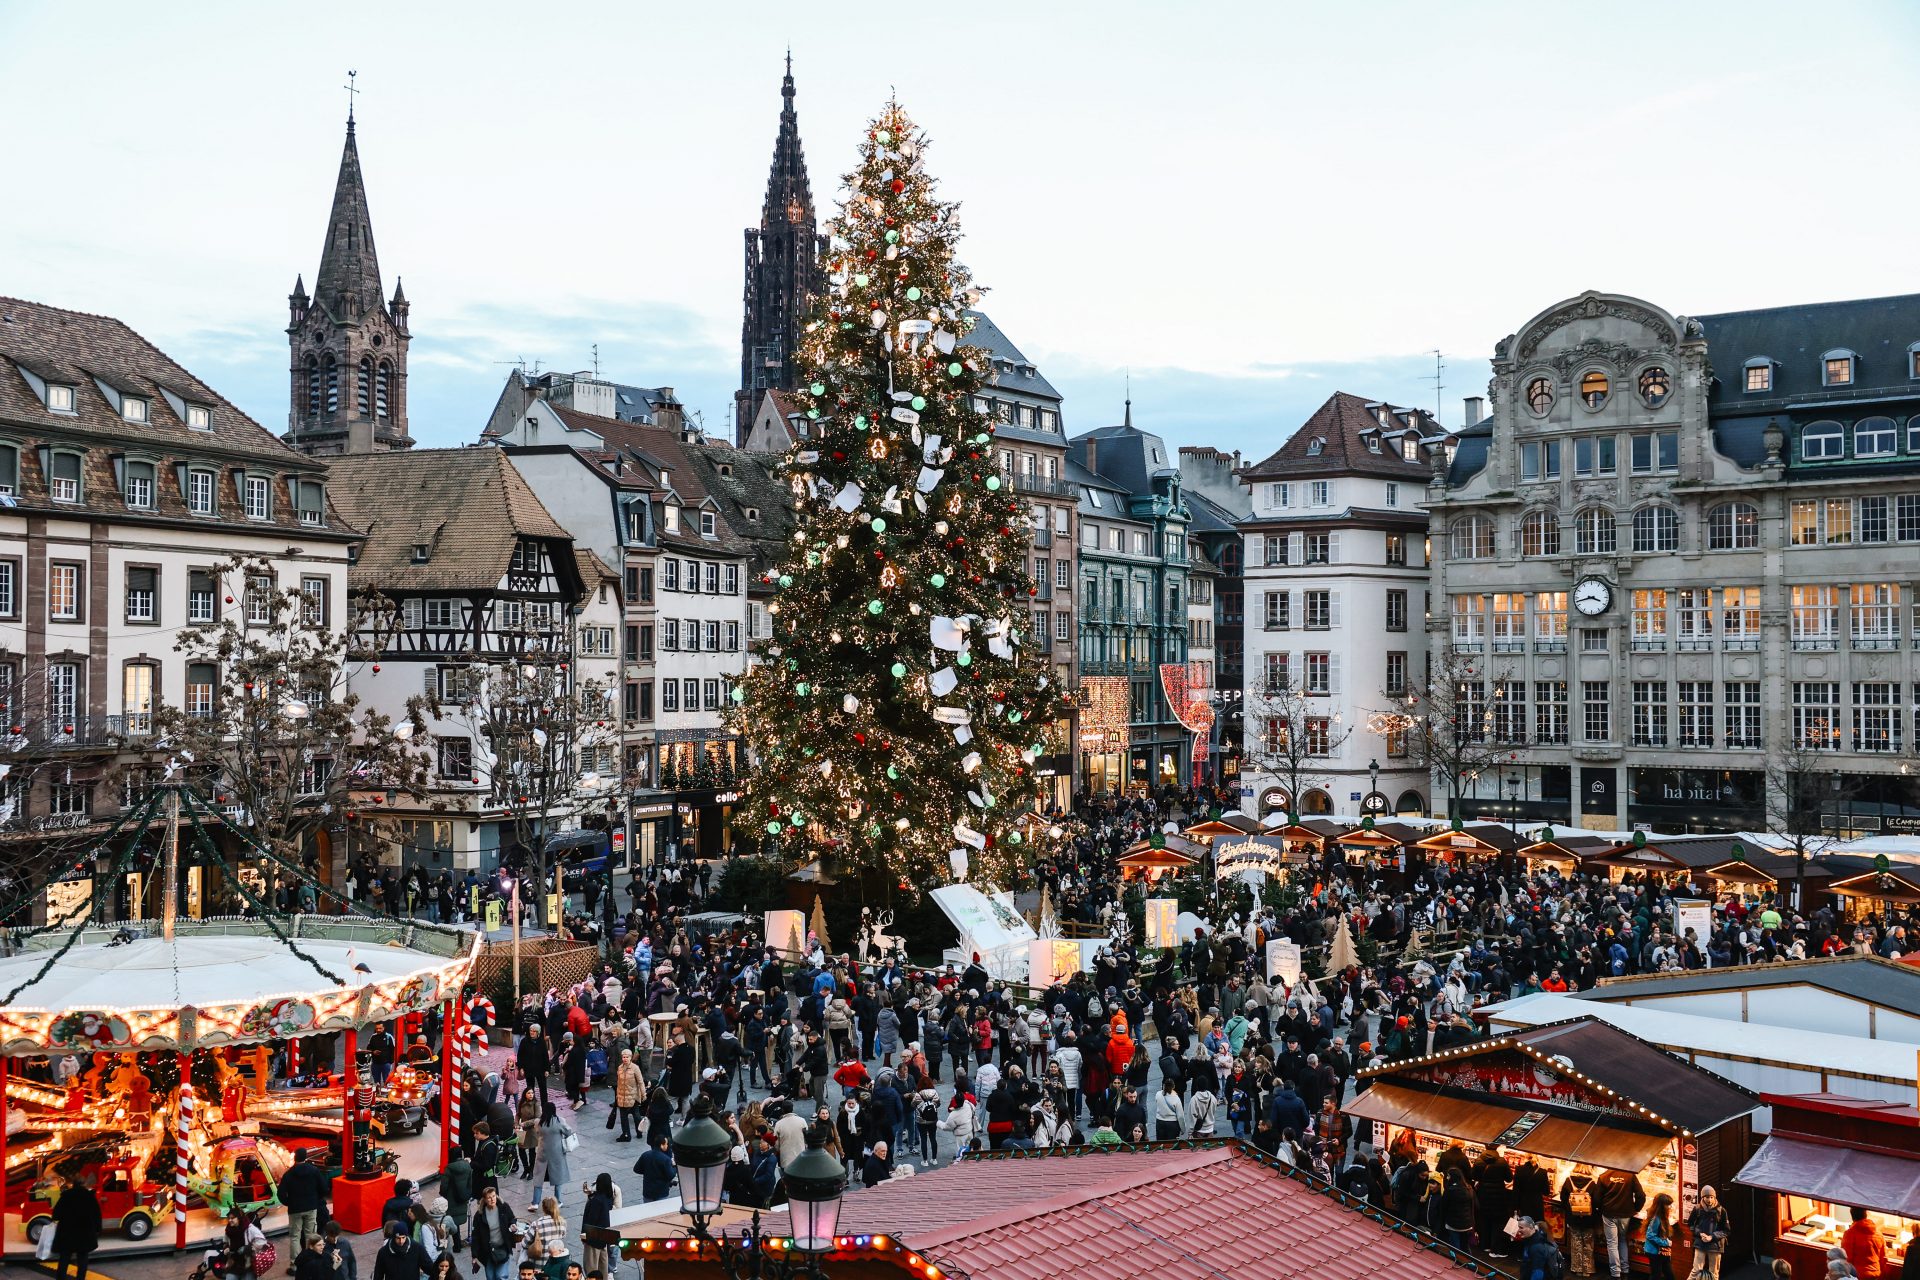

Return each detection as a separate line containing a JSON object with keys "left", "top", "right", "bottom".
{"left": 669, "top": 1097, "right": 848, "bottom": 1279}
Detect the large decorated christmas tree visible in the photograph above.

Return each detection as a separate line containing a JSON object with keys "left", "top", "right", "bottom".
{"left": 727, "top": 99, "right": 1067, "bottom": 893}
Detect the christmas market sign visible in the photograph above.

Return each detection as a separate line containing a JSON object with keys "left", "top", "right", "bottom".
{"left": 1216, "top": 835, "right": 1293, "bottom": 879}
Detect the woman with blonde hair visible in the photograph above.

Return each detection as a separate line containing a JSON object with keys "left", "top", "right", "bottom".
{"left": 525, "top": 1197, "right": 570, "bottom": 1280}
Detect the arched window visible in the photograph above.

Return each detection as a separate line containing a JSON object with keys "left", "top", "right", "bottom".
{"left": 1707, "top": 502, "right": 1758, "bottom": 550}
{"left": 1394, "top": 789, "right": 1425, "bottom": 816}
{"left": 1855, "top": 416, "right": 1897, "bottom": 457}
{"left": 1300, "top": 789, "right": 1332, "bottom": 815}
{"left": 305, "top": 355, "right": 320, "bottom": 416}
{"left": 1525, "top": 377, "right": 1554, "bottom": 415}
{"left": 356, "top": 357, "right": 373, "bottom": 417}
{"left": 1638, "top": 366, "right": 1671, "bottom": 408}
{"left": 1450, "top": 516, "right": 1496, "bottom": 560}
{"left": 1521, "top": 510, "right": 1560, "bottom": 557}
{"left": 1632, "top": 504, "right": 1680, "bottom": 553}
{"left": 375, "top": 361, "right": 392, "bottom": 418}
{"left": 1579, "top": 371, "right": 1610, "bottom": 409}
{"left": 323, "top": 355, "right": 339, "bottom": 415}
{"left": 1801, "top": 420, "right": 1843, "bottom": 462}
{"left": 1575, "top": 507, "right": 1616, "bottom": 555}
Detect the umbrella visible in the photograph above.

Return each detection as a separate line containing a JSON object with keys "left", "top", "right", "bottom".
{"left": 1329, "top": 915, "right": 1359, "bottom": 973}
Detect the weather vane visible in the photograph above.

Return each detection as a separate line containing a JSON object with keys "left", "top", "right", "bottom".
{"left": 345, "top": 69, "right": 360, "bottom": 124}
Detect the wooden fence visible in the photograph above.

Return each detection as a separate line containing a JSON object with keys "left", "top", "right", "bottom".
{"left": 469, "top": 936, "right": 601, "bottom": 1029}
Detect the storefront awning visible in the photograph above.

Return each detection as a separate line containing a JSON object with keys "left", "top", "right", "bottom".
{"left": 1737, "top": 1136, "right": 1920, "bottom": 1219}
{"left": 1512, "top": 1117, "right": 1670, "bottom": 1173}
{"left": 1348, "top": 1083, "right": 1672, "bottom": 1172}
{"left": 1345, "top": 1082, "right": 1516, "bottom": 1146}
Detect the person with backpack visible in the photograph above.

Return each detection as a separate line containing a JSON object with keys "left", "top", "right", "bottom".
{"left": 1438, "top": 1166, "right": 1477, "bottom": 1250}
{"left": 1686, "top": 1185, "right": 1730, "bottom": 1280}
{"left": 1391, "top": 1154, "right": 1431, "bottom": 1223}
{"left": 1516, "top": 1216, "right": 1567, "bottom": 1280}
{"left": 1559, "top": 1164, "right": 1602, "bottom": 1275}
{"left": 913, "top": 1086, "right": 941, "bottom": 1162}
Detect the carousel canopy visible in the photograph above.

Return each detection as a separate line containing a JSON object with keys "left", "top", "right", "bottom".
{"left": 0, "top": 919, "right": 478, "bottom": 1057}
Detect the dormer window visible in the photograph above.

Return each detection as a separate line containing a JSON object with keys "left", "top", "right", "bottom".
{"left": 186, "top": 468, "right": 216, "bottom": 515}
{"left": 700, "top": 511, "right": 717, "bottom": 538}
{"left": 1365, "top": 434, "right": 1382, "bottom": 454}
{"left": 46, "top": 385, "right": 75, "bottom": 414}
{"left": 0, "top": 445, "right": 17, "bottom": 497}
{"left": 744, "top": 507, "right": 761, "bottom": 522}
{"left": 49, "top": 452, "right": 81, "bottom": 503}
{"left": 1909, "top": 342, "right": 1920, "bottom": 380}
{"left": 1743, "top": 358, "right": 1774, "bottom": 392}
{"left": 717, "top": 463, "right": 733, "bottom": 478}
{"left": 1305, "top": 437, "right": 1324, "bottom": 456}
{"left": 295, "top": 479, "right": 325, "bottom": 526}
{"left": 186, "top": 404, "right": 211, "bottom": 431}
{"left": 1401, "top": 436, "right": 1420, "bottom": 462}
{"left": 124, "top": 461, "right": 155, "bottom": 511}
{"left": 664, "top": 505, "right": 681, "bottom": 533}
{"left": 121, "top": 396, "right": 149, "bottom": 425}
{"left": 411, "top": 543, "right": 431, "bottom": 563}
{"left": 1823, "top": 350, "right": 1857, "bottom": 387}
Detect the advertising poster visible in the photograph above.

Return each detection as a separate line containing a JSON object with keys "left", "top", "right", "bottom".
{"left": 1267, "top": 939, "right": 1302, "bottom": 984}
{"left": 1673, "top": 900, "right": 1711, "bottom": 953}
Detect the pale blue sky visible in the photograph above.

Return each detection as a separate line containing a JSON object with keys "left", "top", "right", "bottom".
{"left": 4, "top": 1, "right": 1917, "bottom": 460}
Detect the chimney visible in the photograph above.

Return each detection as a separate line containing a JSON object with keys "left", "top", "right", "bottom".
{"left": 1462, "top": 395, "right": 1486, "bottom": 425}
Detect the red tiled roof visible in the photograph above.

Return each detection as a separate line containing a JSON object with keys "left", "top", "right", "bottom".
{"left": 1238, "top": 391, "right": 1440, "bottom": 481}
{"left": 760, "top": 1142, "right": 1486, "bottom": 1280}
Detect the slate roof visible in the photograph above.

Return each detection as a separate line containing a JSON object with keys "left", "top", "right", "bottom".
{"left": 1580, "top": 954, "right": 1920, "bottom": 1020}
{"left": 327, "top": 448, "right": 575, "bottom": 593}
{"left": 1444, "top": 419, "right": 1494, "bottom": 486}
{"left": 1068, "top": 419, "right": 1179, "bottom": 498}
{"left": 311, "top": 122, "right": 387, "bottom": 321}
{"left": 678, "top": 439, "right": 794, "bottom": 582}
{"left": 1699, "top": 293, "right": 1920, "bottom": 414}
{"left": 966, "top": 310, "right": 1062, "bottom": 401}
{"left": 1240, "top": 391, "right": 1440, "bottom": 482}
{"left": 1506, "top": 1018, "right": 1759, "bottom": 1134}
{"left": 1184, "top": 488, "right": 1244, "bottom": 534}
{"left": 543, "top": 410, "right": 754, "bottom": 558}
{"left": 758, "top": 1142, "right": 1486, "bottom": 1280}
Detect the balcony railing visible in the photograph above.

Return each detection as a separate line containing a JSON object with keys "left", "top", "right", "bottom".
{"left": 1008, "top": 472, "right": 1080, "bottom": 499}
{"left": 2, "top": 715, "right": 147, "bottom": 750}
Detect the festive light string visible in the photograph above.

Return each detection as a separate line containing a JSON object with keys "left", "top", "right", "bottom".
{"left": 0, "top": 783, "right": 167, "bottom": 949}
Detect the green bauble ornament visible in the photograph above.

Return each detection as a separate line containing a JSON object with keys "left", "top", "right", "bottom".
{"left": 885, "top": 230, "right": 899, "bottom": 244}
{"left": 986, "top": 476, "right": 1002, "bottom": 491}
{"left": 806, "top": 408, "right": 819, "bottom": 419}
{"left": 930, "top": 573, "right": 946, "bottom": 588}
{"left": 1009, "top": 710, "right": 1023, "bottom": 723}
{"left": 1009, "top": 831, "right": 1023, "bottom": 845}
{"left": 870, "top": 517, "right": 887, "bottom": 533}
{"left": 854, "top": 273, "right": 870, "bottom": 287}
{"left": 795, "top": 682, "right": 810, "bottom": 696}
{"left": 890, "top": 662, "right": 907, "bottom": 678}
{"left": 877, "top": 129, "right": 893, "bottom": 143}
{"left": 911, "top": 396, "right": 926, "bottom": 410}
{"left": 779, "top": 574, "right": 793, "bottom": 587}
{"left": 855, "top": 414, "right": 868, "bottom": 428}
{"left": 730, "top": 687, "right": 745, "bottom": 703}
{"left": 974, "top": 433, "right": 990, "bottom": 444}
{"left": 886, "top": 765, "right": 898, "bottom": 780}
{"left": 868, "top": 599, "right": 884, "bottom": 615}
{"left": 906, "top": 287, "right": 922, "bottom": 301}
{"left": 809, "top": 382, "right": 825, "bottom": 395}
{"left": 947, "top": 362, "right": 963, "bottom": 376}
{"left": 957, "top": 652, "right": 972, "bottom": 667}
{"left": 766, "top": 820, "right": 783, "bottom": 834}
{"left": 807, "top": 552, "right": 820, "bottom": 566}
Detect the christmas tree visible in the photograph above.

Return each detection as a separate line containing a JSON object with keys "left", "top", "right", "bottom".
{"left": 728, "top": 99, "right": 1066, "bottom": 893}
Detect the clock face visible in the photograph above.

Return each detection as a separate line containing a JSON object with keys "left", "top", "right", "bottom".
{"left": 1574, "top": 577, "right": 1612, "bottom": 616}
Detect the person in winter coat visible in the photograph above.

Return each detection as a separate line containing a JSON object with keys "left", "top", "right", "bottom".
{"left": 1516, "top": 1217, "right": 1565, "bottom": 1280}
{"left": 666, "top": 1032, "right": 695, "bottom": 1115}
{"left": 1152, "top": 1078, "right": 1186, "bottom": 1140}
{"left": 940, "top": 1092, "right": 977, "bottom": 1158}
{"left": 1844, "top": 1205, "right": 1887, "bottom": 1280}
{"left": 1187, "top": 1086, "right": 1219, "bottom": 1137}
{"left": 467, "top": 1187, "right": 517, "bottom": 1280}
{"left": 1439, "top": 1168, "right": 1477, "bottom": 1250}
{"left": 1053, "top": 1034, "right": 1085, "bottom": 1117}
{"left": 1559, "top": 1164, "right": 1604, "bottom": 1278}
{"left": 516, "top": 1025, "right": 552, "bottom": 1106}
{"left": 1643, "top": 1194, "right": 1676, "bottom": 1280}
{"left": 536, "top": 1100, "right": 575, "bottom": 1207}
{"left": 440, "top": 1155, "right": 472, "bottom": 1249}
{"left": 875, "top": 1001, "right": 902, "bottom": 1067}
{"left": 1474, "top": 1150, "right": 1516, "bottom": 1260}
{"left": 1686, "top": 1186, "right": 1731, "bottom": 1280}
{"left": 1266, "top": 1080, "right": 1309, "bottom": 1137}
{"left": 48, "top": 1173, "right": 102, "bottom": 1280}
{"left": 1031, "top": 1098, "right": 1073, "bottom": 1147}
{"left": 1597, "top": 1167, "right": 1648, "bottom": 1280}
{"left": 613, "top": 1048, "right": 646, "bottom": 1140}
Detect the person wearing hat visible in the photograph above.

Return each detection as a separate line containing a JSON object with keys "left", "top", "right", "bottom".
{"left": 371, "top": 1223, "right": 431, "bottom": 1280}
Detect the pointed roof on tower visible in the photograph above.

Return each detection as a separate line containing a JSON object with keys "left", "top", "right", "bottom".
{"left": 761, "top": 53, "right": 815, "bottom": 227}
{"left": 313, "top": 119, "right": 385, "bottom": 322}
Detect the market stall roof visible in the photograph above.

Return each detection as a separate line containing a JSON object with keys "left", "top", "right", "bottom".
{"left": 1567, "top": 955, "right": 1920, "bottom": 1020}
{"left": 0, "top": 919, "right": 477, "bottom": 1056}
{"left": 1119, "top": 837, "right": 1204, "bottom": 865}
{"left": 1517, "top": 835, "right": 1613, "bottom": 863}
{"left": 1581, "top": 841, "right": 1695, "bottom": 872}
{"left": 752, "top": 1141, "right": 1489, "bottom": 1280}
{"left": 1830, "top": 867, "right": 1920, "bottom": 904}
{"left": 1346, "top": 1079, "right": 1676, "bottom": 1172}
{"left": 1184, "top": 814, "right": 1262, "bottom": 840}
{"left": 1338, "top": 820, "right": 1431, "bottom": 849}
{"left": 1737, "top": 1137, "right": 1920, "bottom": 1218}
{"left": 1482, "top": 993, "right": 1920, "bottom": 1091}
{"left": 1346, "top": 1081, "right": 1515, "bottom": 1145}
{"left": 1416, "top": 823, "right": 1527, "bottom": 856}
{"left": 1508, "top": 1019, "right": 1759, "bottom": 1134}
{"left": 1702, "top": 858, "right": 1779, "bottom": 885}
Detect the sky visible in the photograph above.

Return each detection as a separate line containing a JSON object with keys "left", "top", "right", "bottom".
{"left": 4, "top": 2, "right": 1918, "bottom": 463}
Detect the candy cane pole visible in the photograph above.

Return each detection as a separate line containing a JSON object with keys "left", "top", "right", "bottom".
{"left": 175, "top": 1052, "right": 193, "bottom": 1251}
{"left": 439, "top": 998, "right": 457, "bottom": 1169}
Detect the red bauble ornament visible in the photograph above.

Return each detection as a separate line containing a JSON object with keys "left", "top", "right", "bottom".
{"left": 866, "top": 249, "right": 877, "bottom": 260}
{"left": 890, "top": 180, "right": 904, "bottom": 194}
{"left": 372, "top": 663, "right": 381, "bottom": 672}
{"left": 854, "top": 732, "right": 867, "bottom": 745}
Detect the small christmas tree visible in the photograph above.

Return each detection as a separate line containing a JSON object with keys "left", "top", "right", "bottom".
{"left": 728, "top": 99, "right": 1066, "bottom": 894}
{"left": 810, "top": 893, "right": 832, "bottom": 956}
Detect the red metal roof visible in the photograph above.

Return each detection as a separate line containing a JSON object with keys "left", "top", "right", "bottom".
{"left": 759, "top": 1142, "right": 1488, "bottom": 1280}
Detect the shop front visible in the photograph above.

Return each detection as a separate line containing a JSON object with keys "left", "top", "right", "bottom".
{"left": 1828, "top": 863, "right": 1920, "bottom": 922}
{"left": 1032, "top": 753, "right": 1073, "bottom": 812}
{"left": 1736, "top": 1093, "right": 1920, "bottom": 1280}
{"left": 1347, "top": 1018, "right": 1757, "bottom": 1276}
{"left": 1413, "top": 822, "right": 1528, "bottom": 869}
{"left": 1627, "top": 768, "right": 1766, "bottom": 835}
{"left": 1334, "top": 820, "right": 1428, "bottom": 875}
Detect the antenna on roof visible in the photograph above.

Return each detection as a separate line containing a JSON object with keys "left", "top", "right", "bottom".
{"left": 591, "top": 343, "right": 601, "bottom": 379}
{"left": 1428, "top": 350, "right": 1445, "bottom": 426}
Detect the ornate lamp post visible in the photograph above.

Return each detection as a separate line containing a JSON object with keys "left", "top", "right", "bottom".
{"left": 671, "top": 1097, "right": 848, "bottom": 1279}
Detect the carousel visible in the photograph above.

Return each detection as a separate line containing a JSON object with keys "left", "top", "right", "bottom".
{"left": 0, "top": 787, "right": 481, "bottom": 1259}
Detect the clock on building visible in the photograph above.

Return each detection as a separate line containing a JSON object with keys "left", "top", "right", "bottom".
{"left": 1573, "top": 576, "right": 1613, "bottom": 616}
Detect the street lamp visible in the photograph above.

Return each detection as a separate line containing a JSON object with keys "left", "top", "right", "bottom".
{"left": 670, "top": 1098, "right": 847, "bottom": 1279}
{"left": 1504, "top": 774, "right": 1522, "bottom": 834}
{"left": 1368, "top": 758, "right": 1380, "bottom": 814}
{"left": 497, "top": 867, "right": 522, "bottom": 1004}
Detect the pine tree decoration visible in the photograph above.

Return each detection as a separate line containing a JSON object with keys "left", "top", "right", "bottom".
{"left": 728, "top": 99, "right": 1064, "bottom": 893}
{"left": 809, "top": 893, "right": 832, "bottom": 956}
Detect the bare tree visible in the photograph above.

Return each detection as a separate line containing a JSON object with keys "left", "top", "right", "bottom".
{"left": 1245, "top": 676, "right": 1352, "bottom": 815}
{"left": 1766, "top": 709, "right": 1854, "bottom": 907}
{"left": 1369, "top": 646, "right": 1513, "bottom": 822}
{"left": 154, "top": 555, "right": 435, "bottom": 912}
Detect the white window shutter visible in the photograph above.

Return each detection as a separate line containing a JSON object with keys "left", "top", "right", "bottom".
{"left": 1328, "top": 532, "right": 1342, "bottom": 564}
{"left": 1329, "top": 652, "right": 1342, "bottom": 697}
{"left": 1326, "top": 480, "right": 1339, "bottom": 507}
{"left": 425, "top": 667, "right": 440, "bottom": 697}
{"left": 1288, "top": 533, "right": 1303, "bottom": 564}
{"left": 1330, "top": 590, "right": 1343, "bottom": 628}
{"left": 1290, "top": 590, "right": 1302, "bottom": 625}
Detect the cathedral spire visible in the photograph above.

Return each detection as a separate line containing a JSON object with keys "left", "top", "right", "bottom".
{"left": 313, "top": 118, "right": 384, "bottom": 323}
{"left": 762, "top": 51, "right": 814, "bottom": 228}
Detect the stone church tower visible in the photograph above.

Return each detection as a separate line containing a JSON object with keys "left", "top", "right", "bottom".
{"left": 286, "top": 111, "right": 413, "bottom": 455}
{"left": 735, "top": 55, "right": 827, "bottom": 442}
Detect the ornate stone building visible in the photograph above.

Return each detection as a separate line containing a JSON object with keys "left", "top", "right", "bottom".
{"left": 1429, "top": 289, "right": 1920, "bottom": 839}
{"left": 735, "top": 56, "right": 827, "bottom": 443}
{"left": 286, "top": 112, "right": 412, "bottom": 455}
